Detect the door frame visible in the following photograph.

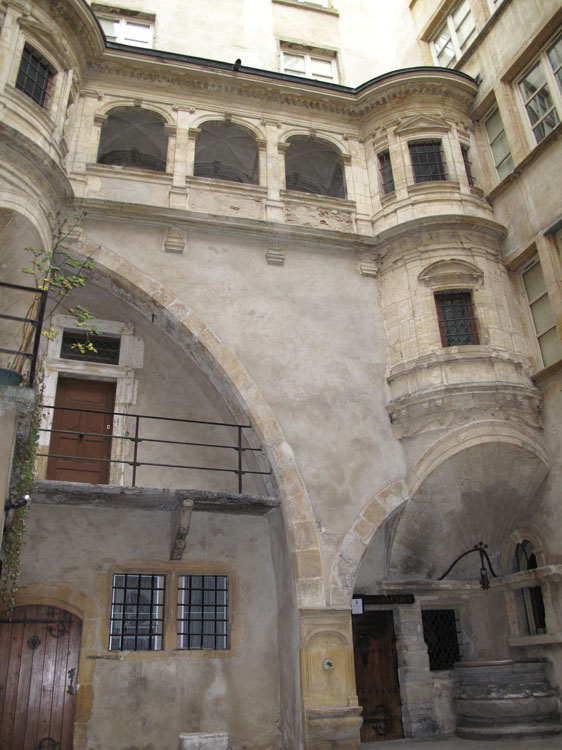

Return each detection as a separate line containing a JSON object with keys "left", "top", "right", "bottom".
{"left": 37, "top": 315, "right": 142, "bottom": 485}
{"left": 352, "top": 607, "right": 404, "bottom": 742}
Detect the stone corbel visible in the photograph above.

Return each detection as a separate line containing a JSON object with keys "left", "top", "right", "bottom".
{"left": 359, "top": 253, "right": 378, "bottom": 277}
{"left": 170, "top": 498, "right": 194, "bottom": 560}
{"left": 266, "top": 237, "right": 285, "bottom": 266}
{"left": 163, "top": 227, "right": 186, "bottom": 254}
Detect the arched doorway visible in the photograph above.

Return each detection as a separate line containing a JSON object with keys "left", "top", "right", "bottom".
{"left": 0, "top": 605, "right": 81, "bottom": 750}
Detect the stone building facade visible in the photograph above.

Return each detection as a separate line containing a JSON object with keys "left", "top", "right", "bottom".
{"left": 0, "top": 0, "right": 561, "bottom": 748}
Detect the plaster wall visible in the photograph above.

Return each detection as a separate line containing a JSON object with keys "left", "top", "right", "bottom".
{"left": 81, "top": 219, "right": 407, "bottom": 577}
{"left": 85, "top": 0, "right": 423, "bottom": 86}
{"left": 18, "top": 505, "right": 282, "bottom": 750}
{"left": 40, "top": 281, "right": 267, "bottom": 495}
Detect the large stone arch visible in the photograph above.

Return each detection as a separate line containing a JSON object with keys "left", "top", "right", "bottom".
{"left": 330, "top": 420, "right": 549, "bottom": 606}
{"left": 81, "top": 242, "right": 325, "bottom": 608}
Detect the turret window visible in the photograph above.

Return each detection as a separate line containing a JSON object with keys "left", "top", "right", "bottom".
{"left": 435, "top": 291, "right": 479, "bottom": 347}
{"left": 378, "top": 150, "right": 395, "bottom": 195}
{"left": 409, "top": 141, "right": 448, "bottom": 183}
{"left": 16, "top": 44, "right": 55, "bottom": 108}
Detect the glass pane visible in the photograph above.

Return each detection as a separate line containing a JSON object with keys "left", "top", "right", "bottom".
{"left": 123, "top": 21, "right": 152, "bottom": 45}
{"left": 532, "top": 107, "right": 559, "bottom": 142}
{"left": 490, "top": 130, "right": 510, "bottom": 165}
{"left": 531, "top": 295, "right": 556, "bottom": 335}
{"left": 526, "top": 87, "right": 555, "bottom": 125}
{"left": 547, "top": 34, "right": 562, "bottom": 87}
{"left": 98, "top": 17, "right": 118, "bottom": 40}
{"left": 519, "top": 62, "right": 546, "bottom": 103}
{"left": 523, "top": 262, "right": 546, "bottom": 302}
{"left": 539, "top": 326, "right": 562, "bottom": 366}
{"left": 310, "top": 57, "right": 333, "bottom": 80}
{"left": 284, "top": 53, "right": 306, "bottom": 74}
{"left": 485, "top": 109, "right": 503, "bottom": 142}
{"left": 497, "top": 153, "right": 514, "bottom": 180}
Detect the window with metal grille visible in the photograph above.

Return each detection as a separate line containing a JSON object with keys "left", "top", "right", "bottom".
{"left": 177, "top": 575, "right": 229, "bottom": 650}
{"left": 515, "top": 541, "right": 547, "bottom": 636}
{"left": 15, "top": 45, "right": 55, "bottom": 108}
{"left": 409, "top": 141, "right": 447, "bottom": 183}
{"left": 60, "top": 332, "right": 121, "bottom": 365}
{"left": 109, "top": 574, "right": 165, "bottom": 651}
{"left": 435, "top": 291, "right": 479, "bottom": 346}
{"left": 461, "top": 144, "right": 475, "bottom": 186}
{"left": 378, "top": 150, "right": 395, "bottom": 195}
{"left": 422, "top": 609, "right": 461, "bottom": 671}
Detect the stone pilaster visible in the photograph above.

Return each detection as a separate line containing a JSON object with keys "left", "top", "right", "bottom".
{"left": 300, "top": 609, "right": 362, "bottom": 750}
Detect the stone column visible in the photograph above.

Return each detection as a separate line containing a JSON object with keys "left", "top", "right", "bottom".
{"left": 300, "top": 609, "right": 362, "bottom": 750}
{"left": 394, "top": 602, "right": 437, "bottom": 738}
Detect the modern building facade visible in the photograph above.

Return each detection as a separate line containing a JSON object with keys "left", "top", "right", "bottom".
{"left": 1, "top": 1, "right": 562, "bottom": 748}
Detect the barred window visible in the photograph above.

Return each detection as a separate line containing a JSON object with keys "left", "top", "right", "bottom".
{"left": 16, "top": 45, "right": 55, "bottom": 108}
{"left": 378, "top": 150, "right": 395, "bottom": 195}
{"left": 109, "top": 574, "right": 165, "bottom": 651}
{"left": 177, "top": 575, "right": 229, "bottom": 650}
{"left": 422, "top": 609, "right": 461, "bottom": 671}
{"left": 409, "top": 141, "right": 447, "bottom": 183}
{"left": 60, "top": 332, "right": 121, "bottom": 365}
{"left": 435, "top": 291, "right": 479, "bottom": 347}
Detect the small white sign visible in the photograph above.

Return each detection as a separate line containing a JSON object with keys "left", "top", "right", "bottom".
{"left": 351, "top": 598, "right": 363, "bottom": 615}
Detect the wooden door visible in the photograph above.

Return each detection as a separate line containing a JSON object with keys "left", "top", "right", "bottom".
{"left": 352, "top": 610, "right": 403, "bottom": 742}
{"left": 47, "top": 377, "right": 115, "bottom": 484}
{"left": 0, "top": 606, "right": 81, "bottom": 750}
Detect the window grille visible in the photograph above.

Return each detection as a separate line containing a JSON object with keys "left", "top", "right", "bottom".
{"left": 461, "top": 144, "right": 475, "bottom": 186}
{"left": 409, "top": 141, "right": 447, "bottom": 183}
{"left": 16, "top": 45, "right": 54, "bottom": 107}
{"left": 109, "top": 574, "right": 165, "bottom": 651}
{"left": 435, "top": 291, "right": 479, "bottom": 346}
{"left": 177, "top": 575, "right": 229, "bottom": 650}
{"left": 378, "top": 150, "right": 395, "bottom": 195}
{"left": 60, "top": 332, "right": 121, "bottom": 365}
{"left": 422, "top": 609, "right": 461, "bottom": 671}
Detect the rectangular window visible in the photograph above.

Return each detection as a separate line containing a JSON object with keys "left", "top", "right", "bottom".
{"left": 378, "top": 150, "right": 395, "bottom": 195}
{"left": 409, "top": 141, "right": 447, "bottom": 183}
{"left": 435, "top": 291, "right": 479, "bottom": 346}
{"left": 60, "top": 332, "right": 121, "bottom": 365}
{"left": 461, "top": 144, "right": 475, "bottom": 186}
{"left": 518, "top": 33, "right": 562, "bottom": 144}
{"left": 484, "top": 108, "right": 514, "bottom": 180}
{"left": 431, "top": 0, "right": 476, "bottom": 68}
{"left": 15, "top": 45, "right": 55, "bottom": 108}
{"left": 281, "top": 50, "right": 337, "bottom": 82}
{"left": 109, "top": 574, "right": 165, "bottom": 651}
{"left": 422, "top": 609, "right": 461, "bottom": 671}
{"left": 522, "top": 258, "right": 562, "bottom": 367}
{"left": 177, "top": 575, "right": 229, "bottom": 650}
{"left": 98, "top": 16, "right": 153, "bottom": 47}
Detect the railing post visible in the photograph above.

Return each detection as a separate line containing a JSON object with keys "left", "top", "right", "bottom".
{"left": 132, "top": 415, "right": 140, "bottom": 487}
{"left": 237, "top": 426, "right": 243, "bottom": 494}
{"left": 29, "top": 287, "right": 48, "bottom": 387}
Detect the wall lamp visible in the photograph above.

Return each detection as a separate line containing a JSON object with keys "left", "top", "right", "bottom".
{"left": 4, "top": 494, "right": 31, "bottom": 512}
{"left": 438, "top": 542, "right": 497, "bottom": 590}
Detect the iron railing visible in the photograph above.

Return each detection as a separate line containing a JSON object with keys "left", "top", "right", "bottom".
{"left": 0, "top": 281, "right": 48, "bottom": 387}
{"left": 38, "top": 404, "right": 270, "bottom": 494}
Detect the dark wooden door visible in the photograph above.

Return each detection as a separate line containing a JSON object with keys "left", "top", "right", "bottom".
{"left": 47, "top": 377, "right": 115, "bottom": 484}
{"left": 352, "top": 610, "right": 403, "bottom": 742}
{"left": 0, "top": 606, "right": 81, "bottom": 750}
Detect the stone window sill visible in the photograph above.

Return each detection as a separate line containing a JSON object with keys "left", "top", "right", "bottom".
{"left": 272, "top": 0, "right": 338, "bottom": 16}
{"left": 531, "top": 357, "right": 562, "bottom": 384}
{"left": 509, "top": 633, "right": 562, "bottom": 648}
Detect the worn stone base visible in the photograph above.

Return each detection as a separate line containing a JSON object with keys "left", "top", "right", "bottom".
{"left": 455, "top": 660, "right": 562, "bottom": 740}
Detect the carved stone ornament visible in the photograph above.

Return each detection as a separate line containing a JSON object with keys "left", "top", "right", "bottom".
{"left": 394, "top": 113, "right": 451, "bottom": 136}
{"left": 418, "top": 258, "right": 484, "bottom": 290}
{"left": 266, "top": 238, "right": 285, "bottom": 266}
{"left": 359, "top": 253, "right": 379, "bottom": 277}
